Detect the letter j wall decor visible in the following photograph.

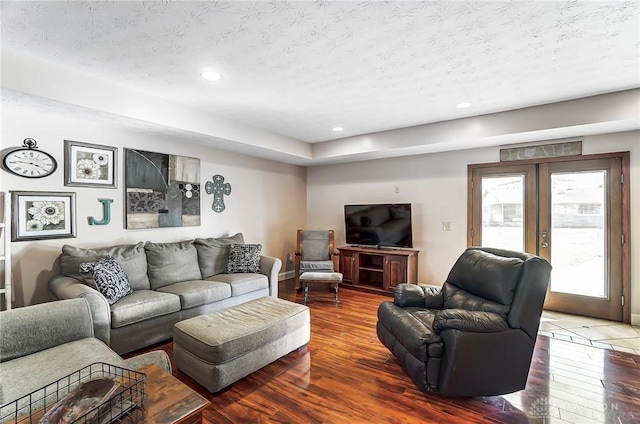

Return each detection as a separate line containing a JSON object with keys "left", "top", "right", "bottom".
{"left": 124, "top": 149, "right": 200, "bottom": 229}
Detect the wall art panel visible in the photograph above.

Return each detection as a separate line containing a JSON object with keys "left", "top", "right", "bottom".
{"left": 124, "top": 149, "right": 200, "bottom": 229}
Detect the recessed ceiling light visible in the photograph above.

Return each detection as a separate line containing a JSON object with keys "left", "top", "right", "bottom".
{"left": 332, "top": 126, "right": 344, "bottom": 132}
{"left": 456, "top": 102, "right": 471, "bottom": 109}
{"left": 201, "top": 70, "right": 221, "bottom": 81}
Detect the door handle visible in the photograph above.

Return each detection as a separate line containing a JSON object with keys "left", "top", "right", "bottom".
{"left": 541, "top": 230, "right": 549, "bottom": 248}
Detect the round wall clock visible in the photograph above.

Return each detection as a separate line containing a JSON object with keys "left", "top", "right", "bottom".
{"left": 2, "top": 138, "right": 57, "bottom": 178}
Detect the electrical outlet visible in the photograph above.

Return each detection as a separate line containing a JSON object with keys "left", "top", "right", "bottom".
{"left": 442, "top": 222, "right": 452, "bottom": 231}
{"left": 394, "top": 186, "right": 400, "bottom": 194}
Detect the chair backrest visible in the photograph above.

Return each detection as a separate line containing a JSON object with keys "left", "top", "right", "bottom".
{"left": 297, "top": 230, "right": 334, "bottom": 261}
{"left": 443, "top": 247, "right": 551, "bottom": 340}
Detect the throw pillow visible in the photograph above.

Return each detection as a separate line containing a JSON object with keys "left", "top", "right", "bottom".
{"left": 79, "top": 256, "right": 133, "bottom": 305}
{"left": 225, "top": 244, "right": 262, "bottom": 274}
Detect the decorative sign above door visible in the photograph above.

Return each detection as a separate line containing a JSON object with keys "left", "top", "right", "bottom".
{"left": 500, "top": 141, "right": 582, "bottom": 162}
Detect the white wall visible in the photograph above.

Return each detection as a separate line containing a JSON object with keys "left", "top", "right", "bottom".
{"left": 1, "top": 103, "right": 307, "bottom": 307}
{"left": 307, "top": 131, "right": 640, "bottom": 318}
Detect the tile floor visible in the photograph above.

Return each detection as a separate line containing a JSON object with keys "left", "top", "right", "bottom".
{"left": 539, "top": 310, "right": 640, "bottom": 355}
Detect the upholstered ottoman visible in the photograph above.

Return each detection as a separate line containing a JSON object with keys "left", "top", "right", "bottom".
{"left": 173, "top": 296, "right": 310, "bottom": 392}
{"left": 299, "top": 271, "right": 342, "bottom": 304}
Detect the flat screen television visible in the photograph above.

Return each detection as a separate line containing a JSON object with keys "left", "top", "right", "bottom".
{"left": 344, "top": 203, "right": 413, "bottom": 248}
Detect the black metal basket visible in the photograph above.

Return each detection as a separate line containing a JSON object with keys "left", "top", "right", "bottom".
{"left": 0, "top": 362, "right": 145, "bottom": 424}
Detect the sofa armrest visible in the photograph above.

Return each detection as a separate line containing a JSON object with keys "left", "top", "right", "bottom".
{"left": 433, "top": 309, "right": 509, "bottom": 334}
{"left": 393, "top": 283, "right": 444, "bottom": 308}
{"left": 260, "top": 255, "right": 282, "bottom": 298}
{"left": 0, "top": 298, "right": 95, "bottom": 362}
{"left": 48, "top": 275, "right": 111, "bottom": 346}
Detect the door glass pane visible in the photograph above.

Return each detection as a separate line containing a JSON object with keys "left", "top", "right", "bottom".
{"left": 481, "top": 176, "right": 524, "bottom": 251}
{"left": 549, "top": 171, "right": 606, "bottom": 297}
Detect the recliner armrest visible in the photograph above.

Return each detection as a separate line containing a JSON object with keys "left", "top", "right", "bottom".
{"left": 432, "top": 309, "right": 509, "bottom": 333}
{"left": 393, "top": 284, "right": 444, "bottom": 308}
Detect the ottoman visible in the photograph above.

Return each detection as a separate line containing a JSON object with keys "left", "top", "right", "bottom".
{"left": 173, "top": 296, "right": 310, "bottom": 392}
{"left": 299, "top": 271, "right": 342, "bottom": 304}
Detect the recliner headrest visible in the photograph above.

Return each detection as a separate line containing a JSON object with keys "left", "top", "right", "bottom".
{"left": 446, "top": 249, "right": 523, "bottom": 307}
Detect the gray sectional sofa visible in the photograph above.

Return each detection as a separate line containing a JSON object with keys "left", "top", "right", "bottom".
{"left": 0, "top": 298, "right": 171, "bottom": 415}
{"left": 48, "top": 233, "right": 282, "bottom": 355}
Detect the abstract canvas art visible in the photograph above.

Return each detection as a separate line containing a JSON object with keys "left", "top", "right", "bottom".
{"left": 124, "top": 149, "right": 200, "bottom": 229}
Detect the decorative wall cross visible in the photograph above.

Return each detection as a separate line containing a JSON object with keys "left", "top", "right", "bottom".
{"left": 205, "top": 175, "right": 231, "bottom": 213}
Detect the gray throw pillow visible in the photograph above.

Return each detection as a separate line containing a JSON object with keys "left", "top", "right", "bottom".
{"left": 60, "top": 242, "right": 150, "bottom": 290}
{"left": 79, "top": 256, "right": 133, "bottom": 305}
{"left": 194, "top": 233, "right": 245, "bottom": 277}
{"left": 145, "top": 240, "right": 202, "bottom": 289}
{"left": 225, "top": 244, "right": 262, "bottom": 274}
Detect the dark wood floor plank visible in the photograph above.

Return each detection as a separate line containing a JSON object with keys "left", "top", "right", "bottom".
{"left": 127, "top": 280, "right": 640, "bottom": 424}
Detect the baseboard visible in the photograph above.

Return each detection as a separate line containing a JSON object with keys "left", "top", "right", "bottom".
{"left": 279, "top": 270, "right": 294, "bottom": 281}
{"left": 631, "top": 314, "right": 640, "bottom": 326}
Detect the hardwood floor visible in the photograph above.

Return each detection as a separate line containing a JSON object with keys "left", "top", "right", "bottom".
{"left": 133, "top": 281, "right": 640, "bottom": 423}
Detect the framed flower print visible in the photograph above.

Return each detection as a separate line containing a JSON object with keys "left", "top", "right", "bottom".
{"left": 11, "top": 191, "right": 76, "bottom": 241}
{"left": 64, "top": 140, "right": 117, "bottom": 188}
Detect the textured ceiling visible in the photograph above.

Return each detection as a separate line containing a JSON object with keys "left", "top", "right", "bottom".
{"left": 1, "top": 0, "right": 639, "bottom": 144}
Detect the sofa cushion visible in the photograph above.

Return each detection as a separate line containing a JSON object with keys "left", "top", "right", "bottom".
{"left": 145, "top": 240, "right": 202, "bottom": 290}
{"left": 110, "top": 290, "right": 181, "bottom": 328}
{"left": 0, "top": 338, "right": 124, "bottom": 406}
{"left": 194, "top": 233, "right": 245, "bottom": 278}
{"left": 225, "top": 244, "right": 262, "bottom": 274}
{"left": 80, "top": 256, "right": 133, "bottom": 305}
{"left": 157, "top": 280, "right": 232, "bottom": 309}
{"left": 61, "top": 242, "right": 150, "bottom": 290}
{"left": 207, "top": 273, "right": 269, "bottom": 297}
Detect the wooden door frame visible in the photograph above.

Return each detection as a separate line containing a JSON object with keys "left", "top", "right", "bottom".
{"left": 467, "top": 151, "right": 631, "bottom": 323}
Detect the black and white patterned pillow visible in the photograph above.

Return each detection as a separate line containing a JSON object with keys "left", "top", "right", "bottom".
{"left": 80, "top": 256, "right": 133, "bottom": 304}
{"left": 225, "top": 244, "right": 262, "bottom": 274}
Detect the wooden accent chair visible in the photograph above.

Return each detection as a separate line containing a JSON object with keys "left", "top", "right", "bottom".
{"left": 294, "top": 230, "right": 340, "bottom": 291}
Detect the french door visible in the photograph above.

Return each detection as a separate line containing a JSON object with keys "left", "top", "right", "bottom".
{"left": 468, "top": 152, "right": 630, "bottom": 322}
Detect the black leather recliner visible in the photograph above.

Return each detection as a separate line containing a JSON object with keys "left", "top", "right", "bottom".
{"left": 376, "top": 247, "right": 552, "bottom": 397}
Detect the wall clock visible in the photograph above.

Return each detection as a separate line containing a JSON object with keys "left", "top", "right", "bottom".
{"left": 2, "top": 138, "right": 57, "bottom": 178}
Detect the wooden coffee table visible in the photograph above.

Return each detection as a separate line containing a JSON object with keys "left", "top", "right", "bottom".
{"left": 121, "top": 363, "right": 209, "bottom": 424}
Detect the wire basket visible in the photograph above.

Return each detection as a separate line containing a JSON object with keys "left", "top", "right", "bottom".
{"left": 0, "top": 362, "right": 145, "bottom": 424}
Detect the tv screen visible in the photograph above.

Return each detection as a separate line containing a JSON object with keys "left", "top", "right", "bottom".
{"left": 344, "top": 203, "right": 413, "bottom": 248}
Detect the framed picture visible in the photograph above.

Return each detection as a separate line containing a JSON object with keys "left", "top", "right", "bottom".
{"left": 64, "top": 140, "right": 117, "bottom": 188}
{"left": 11, "top": 191, "right": 76, "bottom": 242}
{"left": 124, "top": 148, "right": 200, "bottom": 229}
